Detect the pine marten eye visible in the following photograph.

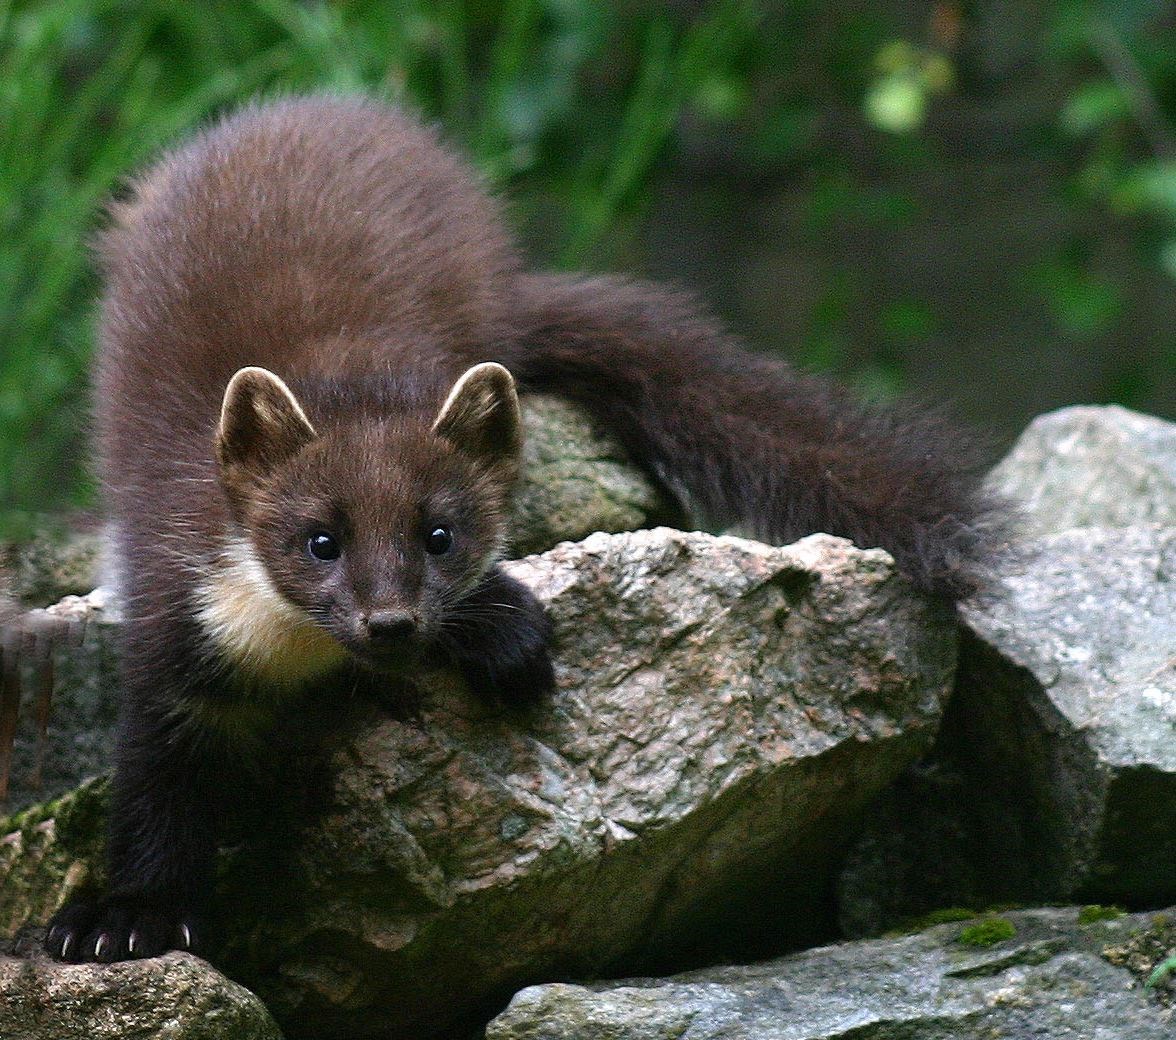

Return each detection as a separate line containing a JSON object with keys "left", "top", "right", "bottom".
{"left": 307, "top": 531, "right": 341, "bottom": 561}
{"left": 425, "top": 525, "right": 453, "bottom": 555}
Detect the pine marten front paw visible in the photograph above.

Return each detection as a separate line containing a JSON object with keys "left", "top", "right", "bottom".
{"left": 45, "top": 897, "right": 201, "bottom": 962}
{"left": 445, "top": 571, "right": 556, "bottom": 706}
{"left": 459, "top": 630, "right": 556, "bottom": 707}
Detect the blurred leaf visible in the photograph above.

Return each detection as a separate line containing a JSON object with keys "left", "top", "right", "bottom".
{"left": 879, "top": 299, "right": 937, "bottom": 343}
{"left": 863, "top": 41, "right": 954, "bottom": 135}
{"left": 1060, "top": 79, "right": 1130, "bottom": 136}
{"left": 1096, "top": 0, "right": 1170, "bottom": 37}
{"left": 1114, "top": 160, "right": 1176, "bottom": 217}
{"left": 874, "top": 40, "right": 919, "bottom": 75}
{"left": 692, "top": 74, "right": 750, "bottom": 123}
{"left": 1158, "top": 238, "right": 1176, "bottom": 281}
{"left": 1133, "top": 161, "right": 1176, "bottom": 216}
{"left": 850, "top": 360, "right": 904, "bottom": 403}
{"left": 864, "top": 72, "right": 926, "bottom": 134}
{"left": 922, "top": 54, "right": 954, "bottom": 93}
{"left": 1028, "top": 260, "right": 1123, "bottom": 339}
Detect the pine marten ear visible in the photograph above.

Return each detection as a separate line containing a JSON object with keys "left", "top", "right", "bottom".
{"left": 216, "top": 366, "right": 317, "bottom": 483}
{"left": 432, "top": 363, "right": 523, "bottom": 480}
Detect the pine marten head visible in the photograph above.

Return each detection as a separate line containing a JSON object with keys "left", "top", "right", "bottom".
{"left": 201, "top": 362, "right": 522, "bottom": 685}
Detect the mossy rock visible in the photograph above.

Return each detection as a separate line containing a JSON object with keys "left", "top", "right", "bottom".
{"left": 0, "top": 777, "right": 108, "bottom": 937}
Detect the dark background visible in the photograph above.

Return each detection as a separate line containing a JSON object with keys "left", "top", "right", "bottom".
{"left": 1, "top": 0, "right": 1173, "bottom": 539}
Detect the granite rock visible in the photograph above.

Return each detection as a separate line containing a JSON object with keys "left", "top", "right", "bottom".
{"left": 510, "top": 395, "right": 670, "bottom": 555}
{"left": 989, "top": 404, "right": 1176, "bottom": 536}
{"left": 1, "top": 529, "right": 957, "bottom": 1040}
{"left": 487, "top": 906, "right": 1176, "bottom": 1039}
{"left": 840, "top": 406, "right": 1176, "bottom": 934}
{"left": 0, "top": 947, "right": 283, "bottom": 1039}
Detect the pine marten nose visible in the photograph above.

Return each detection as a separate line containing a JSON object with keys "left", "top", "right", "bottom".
{"left": 365, "top": 610, "right": 416, "bottom": 643}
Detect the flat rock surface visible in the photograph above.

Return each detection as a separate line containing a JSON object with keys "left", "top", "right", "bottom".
{"left": 487, "top": 906, "right": 1176, "bottom": 1039}
{"left": 0, "top": 948, "right": 283, "bottom": 1039}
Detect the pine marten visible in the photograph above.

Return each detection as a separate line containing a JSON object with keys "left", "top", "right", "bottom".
{"left": 45, "top": 94, "right": 1001, "bottom": 962}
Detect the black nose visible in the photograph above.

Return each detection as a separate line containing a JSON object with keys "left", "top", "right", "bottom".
{"left": 365, "top": 610, "right": 416, "bottom": 643}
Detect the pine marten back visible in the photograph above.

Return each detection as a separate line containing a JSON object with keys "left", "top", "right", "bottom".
{"left": 44, "top": 94, "right": 1003, "bottom": 964}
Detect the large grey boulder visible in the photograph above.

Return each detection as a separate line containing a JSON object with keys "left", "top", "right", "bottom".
{"left": 989, "top": 404, "right": 1176, "bottom": 536}
{"left": 953, "top": 524, "right": 1176, "bottom": 903}
{"left": 0, "top": 948, "right": 283, "bottom": 1039}
{"left": 840, "top": 405, "right": 1176, "bottom": 933}
{"left": 487, "top": 906, "right": 1176, "bottom": 1039}
{"left": 1, "top": 529, "right": 957, "bottom": 1040}
{"left": 218, "top": 530, "right": 955, "bottom": 1039}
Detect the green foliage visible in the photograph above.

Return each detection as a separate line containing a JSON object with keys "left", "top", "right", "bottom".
{"left": 956, "top": 917, "right": 1017, "bottom": 947}
{"left": 1051, "top": 1, "right": 1176, "bottom": 283}
{"left": 885, "top": 906, "right": 979, "bottom": 938}
{"left": 1146, "top": 955, "right": 1176, "bottom": 989}
{"left": 1027, "top": 260, "right": 1124, "bottom": 339}
{"left": 0, "top": 0, "right": 761, "bottom": 538}
{"left": 2, "top": 1, "right": 1174, "bottom": 539}
{"left": 863, "top": 40, "right": 953, "bottom": 135}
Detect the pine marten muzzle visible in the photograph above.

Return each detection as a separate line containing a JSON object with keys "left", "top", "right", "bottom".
{"left": 43, "top": 94, "right": 1003, "bottom": 963}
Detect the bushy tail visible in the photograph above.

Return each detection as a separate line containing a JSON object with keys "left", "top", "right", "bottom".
{"left": 498, "top": 273, "right": 1005, "bottom": 604}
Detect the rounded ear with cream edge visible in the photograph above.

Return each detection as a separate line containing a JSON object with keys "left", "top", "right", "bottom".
{"left": 432, "top": 362, "right": 523, "bottom": 481}
{"left": 216, "top": 366, "right": 318, "bottom": 494}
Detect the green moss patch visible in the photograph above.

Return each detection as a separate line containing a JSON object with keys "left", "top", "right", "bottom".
{"left": 957, "top": 917, "right": 1016, "bottom": 947}
{"left": 1079, "top": 904, "right": 1125, "bottom": 925}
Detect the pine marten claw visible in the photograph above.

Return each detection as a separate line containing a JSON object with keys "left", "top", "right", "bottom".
{"left": 45, "top": 899, "right": 201, "bottom": 962}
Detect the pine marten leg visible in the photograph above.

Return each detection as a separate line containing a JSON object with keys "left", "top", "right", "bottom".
{"left": 438, "top": 565, "right": 554, "bottom": 706}
{"left": 46, "top": 683, "right": 225, "bottom": 962}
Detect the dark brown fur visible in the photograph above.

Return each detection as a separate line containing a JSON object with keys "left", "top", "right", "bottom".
{"left": 45, "top": 94, "right": 1002, "bottom": 964}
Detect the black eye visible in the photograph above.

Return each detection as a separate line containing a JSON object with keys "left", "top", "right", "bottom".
{"left": 425, "top": 525, "right": 453, "bottom": 555}
{"left": 307, "top": 531, "right": 341, "bottom": 561}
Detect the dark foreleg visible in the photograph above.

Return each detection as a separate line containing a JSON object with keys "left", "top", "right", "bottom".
{"left": 46, "top": 697, "right": 224, "bottom": 962}
{"left": 440, "top": 566, "right": 554, "bottom": 706}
